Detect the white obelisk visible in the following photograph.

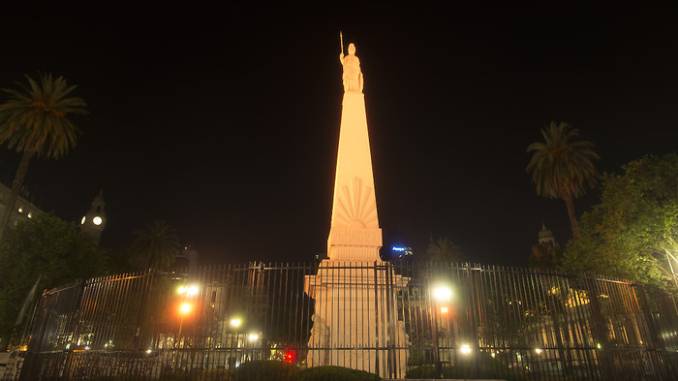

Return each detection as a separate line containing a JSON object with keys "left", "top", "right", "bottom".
{"left": 305, "top": 40, "right": 408, "bottom": 378}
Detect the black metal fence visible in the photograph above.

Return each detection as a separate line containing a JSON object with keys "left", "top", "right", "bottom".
{"left": 6, "top": 261, "right": 678, "bottom": 380}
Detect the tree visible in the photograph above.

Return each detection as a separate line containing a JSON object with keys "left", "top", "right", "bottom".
{"left": 425, "top": 236, "right": 463, "bottom": 262}
{"left": 561, "top": 154, "right": 678, "bottom": 287}
{"left": 526, "top": 121, "right": 599, "bottom": 238}
{"left": 0, "top": 214, "right": 109, "bottom": 343}
{"left": 0, "top": 74, "right": 87, "bottom": 241}
{"left": 128, "top": 220, "right": 181, "bottom": 271}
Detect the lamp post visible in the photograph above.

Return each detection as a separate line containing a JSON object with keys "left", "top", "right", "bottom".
{"left": 174, "top": 283, "right": 200, "bottom": 348}
{"left": 431, "top": 283, "right": 454, "bottom": 377}
{"left": 176, "top": 302, "right": 193, "bottom": 346}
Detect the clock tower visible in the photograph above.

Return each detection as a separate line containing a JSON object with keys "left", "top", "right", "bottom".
{"left": 81, "top": 190, "right": 106, "bottom": 244}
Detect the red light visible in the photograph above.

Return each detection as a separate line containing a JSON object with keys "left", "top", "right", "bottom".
{"left": 283, "top": 348, "right": 297, "bottom": 364}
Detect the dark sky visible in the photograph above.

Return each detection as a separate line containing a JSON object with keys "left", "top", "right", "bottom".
{"left": 1, "top": 5, "right": 677, "bottom": 265}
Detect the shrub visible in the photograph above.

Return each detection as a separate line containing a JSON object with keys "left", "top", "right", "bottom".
{"left": 406, "top": 351, "right": 516, "bottom": 380}
{"left": 405, "top": 364, "right": 438, "bottom": 379}
{"left": 233, "top": 360, "right": 298, "bottom": 381}
{"left": 298, "top": 366, "right": 380, "bottom": 381}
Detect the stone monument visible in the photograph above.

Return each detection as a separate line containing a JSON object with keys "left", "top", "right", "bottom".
{"left": 305, "top": 38, "right": 409, "bottom": 378}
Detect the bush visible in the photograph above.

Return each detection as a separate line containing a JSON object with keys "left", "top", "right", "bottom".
{"left": 406, "top": 352, "right": 516, "bottom": 380}
{"left": 233, "top": 360, "right": 298, "bottom": 381}
{"left": 298, "top": 366, "right": 380, "bottom": 381}
{"left": 405, "top": 364, "right": 438, "bottom": 378}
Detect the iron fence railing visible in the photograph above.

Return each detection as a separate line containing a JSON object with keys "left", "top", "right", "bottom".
{"left": 5, "top": 261, "right": 678, "bottom": 380}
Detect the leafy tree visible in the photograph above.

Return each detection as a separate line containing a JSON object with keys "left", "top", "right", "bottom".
{"left": 526, "top": 121, "right": 599, "bottom": 238}
{"left": 425, "top": 236, "right": 463, "bottom": 262}
{"left": 128, "top": 220, "right": 181, "bottom": 271}
{"left": 0, "top": 73, "right": 87, "bottom": 241}
{"left": 0, "top": 214, "right": 109, "bottom": 343}
{"left": 562, "top": 154, "right": 678, "bottom": 287}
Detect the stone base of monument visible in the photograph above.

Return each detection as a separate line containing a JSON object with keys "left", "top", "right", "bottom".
{"left": 305, "top": 260, "right": 409, "bottom": 379}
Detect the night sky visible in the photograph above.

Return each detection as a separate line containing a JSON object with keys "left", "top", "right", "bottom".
{"left": 1, "top": 5, "right": 677, "bottom": 265}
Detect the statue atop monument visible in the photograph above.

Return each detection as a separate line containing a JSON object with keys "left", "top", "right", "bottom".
{"left": 339, "top": 42, "right": 363, "bottom": 93}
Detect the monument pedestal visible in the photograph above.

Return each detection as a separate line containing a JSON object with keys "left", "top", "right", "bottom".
{"left": 305, "top": 260, "right": 409, "bottom": 378}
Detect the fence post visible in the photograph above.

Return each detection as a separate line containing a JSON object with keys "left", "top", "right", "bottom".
{"left": 586, "top": 278, "right": 612, "bottom": 380}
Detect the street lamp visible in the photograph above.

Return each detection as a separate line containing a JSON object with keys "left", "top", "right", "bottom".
{"left": 177, "top": 283, "right": 200, "bottom": 297}
{"left": 229, "top": 317, "right": 243, "bottom": 329}
{"left": 459, "top": 343, "right": 472, "bottom": 356}
{"left": 176, "top": 301, "right": 194, "bottom": 347}
{"left": 431, "top": 283, "right": 454, "bottom": 303}
{"left": 430, "top": 282, "right": 455, "bottom": 378}
{"left": 247, "top": 332, "right": 260, "bottom": 343}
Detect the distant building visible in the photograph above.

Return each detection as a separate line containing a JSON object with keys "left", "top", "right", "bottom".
{"left": 537, "top": 223, "right": 557, "bottom": 247}
{"left": 174, "top": 244, "right": 199, "bottom": 274}
{"left": 530, "top": 224, "right": 558, "bottom": 268}
{"left": 0, "top": 182, "right": 42, "bottom": 227}
{"left": 80, "top": 191, "right": 107, "bottom": 244}
{"left": 391, "top": 245, "right": 414, "bottom": 259}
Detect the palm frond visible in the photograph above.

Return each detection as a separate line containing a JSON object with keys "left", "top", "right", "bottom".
{"left": 526, "top": 121, "right": 599, "bottom": 199}
{"left": 0, "top": 73, "right": 87, "bottom": 158}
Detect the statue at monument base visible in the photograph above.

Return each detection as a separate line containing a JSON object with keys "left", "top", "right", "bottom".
{"left": 305, "top": 260, "right": 409, "bottom": 379}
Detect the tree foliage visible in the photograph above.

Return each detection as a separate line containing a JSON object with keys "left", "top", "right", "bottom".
{"left": 128, "top": 220, "right": 181, "bottom": 271}
{"left": 0, "top": 214, "right": 109, "bottom": 342}
{"left": 0, "top": 73, "right": 87, "bottom": 241}
{"left": 425, "top": 236, "right": 464, "bottom": 262}
{"left": 562, "top": 154, "right": 678, "bottom": 287}
{"left": 527, "top": 121, "right": 599, "bottom": 237}
{"left": 0, "top": 73, "right": 86, "bottom": 158}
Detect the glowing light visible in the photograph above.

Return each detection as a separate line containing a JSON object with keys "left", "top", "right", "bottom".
{"left": 27, "top": 212, "right": 32, "bottom": 219}
{"left": 440, "top": 306, "right": 449, "bottom": 314}
{"left": 186, "top": 284, "right": 199, "bottom": 297}
{"left": 534, "top": 348, "right": 543, "bottom": 355}
{"left": 84, "top": 346, "right": 91, "bottom": 351}
{"left": 177, "top": 284, "right": 200, "bottom": 297}
{"left": 93, "top": 216, "right": 103, "bottom": 225}
{"left": 145, "top": 349, "right": 152, "bottom": 354}
{"left": 81, "top": 216, "right": 86, "bottom": 224}
{"left": 596, "top": 342, "right": 603, "bottom": 350}
{"left": 283, "top": 348, "right": 298, "bottom": 364}
{"left": 459, "top": 343, "right": 472, "bottom": 356}
{"left": 229, "top": 317, "right": 243, "bottom": 329}
{"left": 247, "top": 332, "right": 260, "bottom": 343}
{"left": 431, "top": 284, "right": 454, "bottom": 303}
{"left": 490, "top": 352, "right": 496, "bottom": 358}
{"left": 17, "top": 207, "right": 23, "bottom": 213}
{"left": 178, "top": 302, "right": 193, "bottom": 316}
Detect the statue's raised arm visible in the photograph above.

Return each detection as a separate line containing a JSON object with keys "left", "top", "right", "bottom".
{"left": 339, "top": 42, "right": 363, "bottom": 93}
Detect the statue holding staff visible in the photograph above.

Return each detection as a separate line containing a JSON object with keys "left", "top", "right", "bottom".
{"left": 339, "top": 34, "right": 363, "bottom": 93}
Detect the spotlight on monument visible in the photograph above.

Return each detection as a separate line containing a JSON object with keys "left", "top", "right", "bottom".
{"left": 229, "top": 317, "right": 243, "bottom": 329}
{"left": 431, "top": 284, "right": 454, "bottom": 303}
{"left": 459, "top": 343, "right": 472, "bottom": 356}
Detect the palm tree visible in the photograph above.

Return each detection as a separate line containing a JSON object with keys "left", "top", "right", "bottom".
{"left": 0, "top": 73, "right": 87, "bottom": 241}
{"left": 527, "top": 121, "right": 599, "bottom": 238}
{"left": 129, "top": 220, "right": 181, "bottom": 271}
{"left": 425, "top": 236, "right": 463, "bottom": 262}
